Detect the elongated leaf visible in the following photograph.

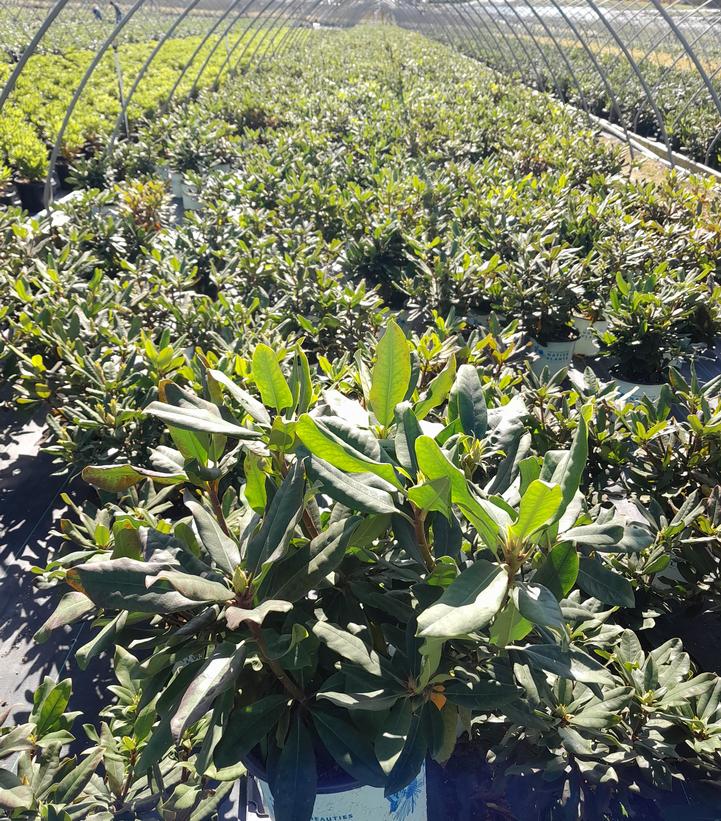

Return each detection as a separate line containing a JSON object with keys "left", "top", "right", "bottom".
{"left": 145, "top": 402, "right": 258, "bottom": 439}
{"left": 252, "top": 344, "right": 293, "bottom": 412}
{"left": 513, "top": 644, "right": 614, "bottom": 685}
{"left": 385, "top": 707, "right": 428, "bottom": 796}
{"left": 375, "top": 700, "right": 412, "bottom": 776}
{"left": 562, "top": 522, "right": 624, "bottom": 546}
{"left": 225, "top": 600, "right": 292, "bottom": 630}
{"left": 306, "top": 455, "right": 397, "bottom": 514}
{"left": 296, "top": 414, "right": 401, "bottom": 488}
{"left": 415, "top": 355, "right": 457, "bottom": 420}
{"left": 313, "top": 621, "right": 382, "bottom": 676}
{"left": 214, "top": 695, "right": 288, "bottom": 770}
{"left": 369, "top": 319, "right": 411, "bottom": 427}
{"left": 510, "top": 480, "right": 562, "bottom": 541}
{"left": 34, "top": 592, "right": 95, "bottom": 644}
{"left": 53, "top": 749, "right": 103, "bottom": 803}
{"left": 577, "top": 557, "right": 635, "bottom": 607}
{"left": 311, "top": 706, "right": 385, "bottom": 786}
{"left": 417, "top": 560, "right": 508, "bottom": 638}
{"left": 246, "top": 459, "right": 305, "bottom": 576}
{"left": 170, "top": 642, "right": 246, "bottom": 742}
{"left": 408, "top": 477, "right": 451, "bottom": 518}
{"left": 32, "top": 678, "right": 71, "bottom": 737}
{"left": 449, "top": 364, "right": 487, "bottom": 437}
{"left": 185, "top": 492, "right": 240, "bottom": 575}
{"left": 269, "top": 516, "right": 361, "bottom": 602}
{"left": 512, "top": 582, "right": 564, "bottom": 630}
{"left": 489, "top": 599, "right": 532, "bottom": 646}
{"left": 270, "top": 712, "right": 317, "bottom": 821}
{"left": 82, "top": 463, "right": 184, "bottom": 492}
{"left": 148, "top": 570, "right": 233, "bottom": 603}
{"left": 533, "top": 542, "right": 578, "bottom": 599}
{"left": 394, "top": 402, "right": 422, "bottom": 475}
{"left": 67, "top": 559, "right": 199, "bottom": 614}
{"left": 443, "top": 678, "right": 518, "bottom": 709}
{"left": 208, "top": 368, "right": 271, "bottom": 425}
{"left": 414, "top": 435, "right": 502, "bottom": 549}
{"left": 545, "top": 413, "right": 588, "bottom": 520}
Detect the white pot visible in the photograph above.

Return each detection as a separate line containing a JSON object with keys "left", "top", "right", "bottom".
{"left": 573, "top": 314, "right": 608, "bottom": 357}
{"left": 181, "top": 183, "right": 201, "bottom": 212}
{"left": 531, "top": 338, "right": 576, "bottom": 375}
{"left": 155, "top": 164, "right": 170, "bottom": 182}
{"left": 251, "top": 764, "right": 427, "bottom": 821}
{"left": 170, "top": 171, "right": 184, "bottom": 198}
{"left": 613, "top": 375, "right": 665, "bottom": 403}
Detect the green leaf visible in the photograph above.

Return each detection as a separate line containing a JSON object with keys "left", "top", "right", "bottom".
{"left": 296, "top": 414, "right": 402, "bottom": 489}
{"left": 514, "top": 644, "right": 614, "bottom": 685}
{"left": 375, "top": 700, "right": 411, "bottom": 778}
{"left": 246, "top": 459, "right": 305, "bottom": 576}
{"left": 225, "top": 600, "right": 292, "bottom": 630}
{"left": 185, "top": 492, "right": 241, "bottom": 576}
{"left": 369, "top": 319, "right": 411, "bottom": 427}
{"left": 244, "top": 453, "right": 268, "bottom": 514}
{"left": 448, "top": 364, "right": 487, "bottom": 437}
{"left": 415, "top": 355, "right": 456, "bottom": 420}
{"left": 267, "top": 516, "right": 361, "bottom": 602}
{"left": 208, "top": 368, "right": 271, "bottom": 425}
{"left": 489, "top": 599, "right": 532, "bottom": 646}
{"left": 313, "top": 621, "right": 382, "bottom": 676}
{"left": 67, "top": 559, "right": 199, "bottom": 614}
{"left": 577, "top": 557, "right": 635, "bottom": 607}
{"left": 53, "top": 749, "right": 103, "bottom": 803}
{"left": 385, "top": 707, "right": 428, "bottom": 796}
{"left": 34, "top": 592, "right": 95, "bottom": 644}
{"left": 510, "top": 480, "right": 563, "bottom": 541}
{"left": 311, "top": 706, "right": 385, "bottom": 786}
{"left": 145, "top": 401, "right": 258, "bottom": 439}
{"left": 533, "top": 542, "right": 578, "bottom": 599}
{"left": 414, "top": 435, "right": 503, "bottom": 550}
{"left": 416, "top": 560, "right": 508, "bottom": 638}
{"left": 270, "top": 712, "right": 317, "bottom": 821}
{"left": 394, "top": 402, "right": 422, "bottom": 475}
{"left": 148, "top": 570, "right": 234, "bottom": 603}
{"left": 170, "top": 642, "right": 246, "bottom": 742}
{"left": 443, "top": 678, "right": 518, "bottom": 709}
{"left": 408, "top": 477, "right": 451, "bottom": 518}
{"left": 512, "top": 582, "right": 565, "bottom": 630}
{"left": 305, "top": 455, "right": 398, "bottom": 514}
{"left": 543, "top": 412, "right": 588, "bottom": 520}
{"left": 31, "top": 678, "right": 71, "bottom": 737}
{"left": 213, "top": 695, "right": 288, "bottom": 771}
{"left": 252, "top": 344, "right": 293, "bottom": 412}
{"left": 82, "top": 463, "right": 184, "bottom": 492}
{"left": 562, "top": 522, "right": 624, "bottom": 546}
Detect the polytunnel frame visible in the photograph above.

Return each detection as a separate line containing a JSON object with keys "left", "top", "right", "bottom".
{"left": 2, "top": 0, "right": 721, "bottom": 205}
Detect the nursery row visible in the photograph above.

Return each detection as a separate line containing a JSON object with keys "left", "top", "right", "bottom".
{"left": 2, "top": 25, "right": 721, "bottom": 821}
{"left": 0, "top": 21, "right": 281, "bottom": 195}
{"left": 441, "top": 23, "right": 721, "bottom": 169}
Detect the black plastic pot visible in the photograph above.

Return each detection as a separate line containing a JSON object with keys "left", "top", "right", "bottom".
{"left": 0, "top": 184, "right": 19, "bottom": 208}
{"left": 244, "top": 746, "right": 358, "bottom": 796}
{"left": 16, "top": 180, "right": 52, "bottom": 213}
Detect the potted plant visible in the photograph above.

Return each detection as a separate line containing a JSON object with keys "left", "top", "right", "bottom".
{"left": 34, "top": 326, "right": 650, "bottom": 821}
{"left": 0, "top": 162, "right": 18, "bottom": 207}
{"left": 10, "top": 129, "right": 55, "bottom": 213}
{"left": 598, "top": 271, "right": 689, "bottom": 400}
{"left": 500, "top": 233, "right": 584, "bottom": 374}
{"left": 573, "top": 260, "right": 611, "bottom": 356}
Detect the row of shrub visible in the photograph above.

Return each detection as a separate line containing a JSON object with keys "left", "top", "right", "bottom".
{"left": 2, "top": 26, "right": 721, "bottom": 820}
{"left": 438, "top": 20, "right": 721, "bottom": 169}
{"left": 0, "top": 21, "right": 282, "bottom": 186}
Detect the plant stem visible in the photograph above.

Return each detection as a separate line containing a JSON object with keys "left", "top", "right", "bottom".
{"left": 413, "top": 506, "right": 435, "bottom": 572}
{"left": 208, "top": 481, "right": 231, "bottom": 536}
{"left": 249, "top": 622, "right": 307, "bottom": 704}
